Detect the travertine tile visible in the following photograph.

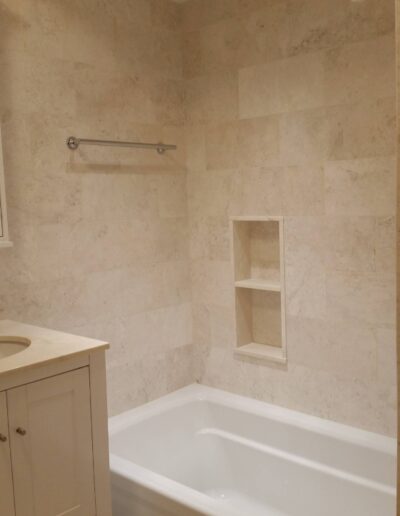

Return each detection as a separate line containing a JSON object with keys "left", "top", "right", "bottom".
{"left": 150, "top": 0, "right": 182, "bottom": 32}
{"left": 284, "top": 217, "right": 327, "bottom": 319}
{"left": 326, "top": 271, "right": 395, "bottom": 326}
{"left": 280, "top": 108, "right": 330, "bottom": 165}
{"left": 327, "top": 98, "right": 396, "bottom": 160}
{"left": 205, "top": 122, "right": 239, "bottom": 169}
{"left": 282, "top": 165, "right": 324, "bottom": 216}
{"left": 190, "top": 259, "right": 232, "bottom": 308}
{"left": 151, "top": 175, "right": 187, "bottom": 219}
{"left": 325, "top": 157, "right": 396, "bottom": 216}
{"left": 234, "top": 166, "right": 283, "bottom": 215}
{"left": 237, "top": 1, "right": 287, "bottom": 67}
{"left": 325, "top": 216, "right": 377, "bottom": 273}
{"left": 187, "top": 167, "right": 237, "bottom": 218}
{"left": 182, "top": 31, "right": 204, "bottom": 79}
{"left": 284, "top": 0, "right": 394, "bottom": 56}
{"left": 182, "top": 0, "right": 396, "bottom": 438}
{"left": 1, "top": 0, "right": 396, "bottom": 439}
{"left": 374, "top": 217, "right": 396, "bottom": 274}
{"left": 239, "top": 52, "right": 324, "bottom": 118}
{"left": 182, "top": 0, "right": 237, "bottom": 32}
{"left": 324, "top": 35, "right": 395, "bottom": 107}
{"left": 287, "top": 316, "right": 377, "bottom": 381}
{"left": 185, "top": 71, "right": 238, "bottom": 122}
{"left": 189, "top": 216, "right": 230, "bottom": 261}
{"left": 0, "top": 0, "right": 191, "bottom": 419}
{"left": 238, "top": 116, "right": 280, "bottom": 167}
{"left": 239, "top": 61, "right": 281, "bottom": 119}
{"left": 278, "top": 51, "right": 325, "bottom": 112}
{"left": 197, "top": 19, "right": 241, "bottom": 76}
{"left": 185, "top": 124, "right": 206, "bottom": 171}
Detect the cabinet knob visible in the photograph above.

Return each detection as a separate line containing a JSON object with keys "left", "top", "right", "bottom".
{"left": 16, "top": 427, "right": 26, "bottom": 436}
{"left": 0, "top": 433, "right": 7, "bottom": 442}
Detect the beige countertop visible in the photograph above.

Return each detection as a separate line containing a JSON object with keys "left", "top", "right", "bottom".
{"left": 0, "top": 320, "right": 109, "bottom": 376}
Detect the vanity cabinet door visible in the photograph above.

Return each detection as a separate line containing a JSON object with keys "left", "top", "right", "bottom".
{"left": 0, "top": 391, "right": 15, "bottom": 516}
{"left": 7, "top": 368, "right": 96, "bottom": 516}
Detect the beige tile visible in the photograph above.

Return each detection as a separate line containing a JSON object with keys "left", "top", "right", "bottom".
{"left": 284, "top": 0, "right": 395, "bottom": 57}
{"left": 150, "top": 0, "right": 182, "bottom": 32}
{"left": 376, "top": 327, "right": 396, "bottom": 384}
{"left": 280, "top": 108, "right": 330, "bottom": 165}
{"left": 190, "top": 259, "right": 233, "bottom": 308}
{"left": 284, "top": 217, "right": 327, "bottom": 319}
{"left": 234, "top": 166, "right": 283, "bottom": 216}
{"left": 374, "top": 217, "right": 396, "bottom": 274}
{"left": 327, "top": 97, "right": 396, "bottom": 160}
{"left": 1, "top": 0, "right": 396, "bottom": 439}
{"left": 189, "top": 216, "right": 230, "bottom": 261}
{"left": 324, "top": 35, "right": 395, "bottom": 106}
{"left": 237, "top": 1, "right": 288, "bottom": 68}
{"left": 187, "top": 167, "right": 237, "bottom": 218}
{"left": 182, "top": 31, "right": 204, "bottom": 79}
{"left": 238, "top": 116, "right": 280, "bottom": 167}
{"left": 271, "top": 362, "right": 391, "bottom": 435}
{"left": 184, "top": 123, "right": 206, "bottom": 170}
{"left": 325, "top": 216, "right": 376, "bottom": 273}
{"left": 209, "top": 305, "right": 235, "bottom": 349}
{"left": 279, "top": 52, "right": 325, "bottom": 112}
{"left": 282, "top": 165, "right": 324, "bottom": 216}
{"left": 206, "top": 122, "right": 239, "bottom": 169}
{"left": 185, "top": 71, "right": 238, "bottom": 122}
{"left": 151, "top": 175, "right": 187, "bottom": 218}
{"left": 239, "top": 61, "right": 281, "bottom": 119}
{"left": 239, "top": 52, "right": 324, "bottom": 119}
{"left": 284, "top": 0, "right": 334, "bottom": 56}
{"left": 325, "top": 157, "right": 396, "bottom": 216}
{"left": 287, "top": 316, "right": 377, "bottom": 381}
{"left": 326, "top": 271, "right": 395, "bottom": 326}
{"left": 198, "top": 19, "right": 241, "bottom": 76}
{"left": 182, "top": 0, "right": 237, "bottom": 31}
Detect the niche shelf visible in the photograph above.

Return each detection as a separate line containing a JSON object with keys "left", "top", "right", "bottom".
{"left": 231, "top": 216, "right": 286, "bottom": 364}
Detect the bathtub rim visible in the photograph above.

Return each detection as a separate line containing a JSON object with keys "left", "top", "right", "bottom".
{"left": 110, "top": 453, "right": 242, "bottom": 516}
{"left": 109, "top": 383, "right": 396, "bottom": 515}
{"left": 109, "top": 383, "right": 396, "bottom": 455}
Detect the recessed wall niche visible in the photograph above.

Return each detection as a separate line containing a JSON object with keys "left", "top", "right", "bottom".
{"left": 231, "top": 217, "right": 286, "bottom": 364}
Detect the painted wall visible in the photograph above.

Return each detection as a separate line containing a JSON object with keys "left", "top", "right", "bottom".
{"left": 183, "top": 0, "right": 397, "bottom": 436}
{"left": 0, "top": 0, "right": 192, "bottom": 415}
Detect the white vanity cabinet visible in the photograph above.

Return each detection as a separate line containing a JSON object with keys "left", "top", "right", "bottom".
{"left": 0, "top": 322, "right": 112, "bottom": 516}
{"left": 7, "top": 369, "right": 96, "bottom": 516}
{"left": 0, "top": 392, "right": 15, "bottom": 516}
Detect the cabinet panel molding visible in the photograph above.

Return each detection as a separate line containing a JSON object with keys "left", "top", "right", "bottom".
{"left": 7, "top": 368, "right": 96, "bottom": 516}
{"left": 0, "top": 391, "right": 15, "bottom": 516}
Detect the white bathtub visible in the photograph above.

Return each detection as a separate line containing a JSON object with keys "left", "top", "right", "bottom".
{"left": 109, "top": 384, "right": 396, "bottom": 516}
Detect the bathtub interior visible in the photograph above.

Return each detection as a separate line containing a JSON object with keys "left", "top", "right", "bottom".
{"left": 109, "top": 387, "right": 396, "bottom": 516}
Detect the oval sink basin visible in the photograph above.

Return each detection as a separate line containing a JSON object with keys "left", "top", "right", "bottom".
{"left": 0, "top": 336, "right": 31, "bottom": 359}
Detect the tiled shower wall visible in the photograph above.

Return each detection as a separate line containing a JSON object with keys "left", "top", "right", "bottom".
{"left": 0, "top": 0, "right": 396, "bottom": 435}
{"left": 0, "top": 0, "right": 192, "bottom": 415}
{"left": 183, "top": 0, "right": 397, "bottom": 436}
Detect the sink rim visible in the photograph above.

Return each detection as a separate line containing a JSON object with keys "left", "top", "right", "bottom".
{"left": 0, "top": 336, "right": 31, "bottom": 358}
{"left": 0, "top": 335, "right": 31, "bottom": 346}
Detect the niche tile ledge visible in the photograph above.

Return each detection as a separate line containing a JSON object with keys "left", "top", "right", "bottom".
{"left": 231, "top": 216, "right": 287, "bottom": 364}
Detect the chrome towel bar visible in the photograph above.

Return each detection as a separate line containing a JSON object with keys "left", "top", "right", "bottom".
{"left": 66, "top": 136, "right": 177, "bottom": 154}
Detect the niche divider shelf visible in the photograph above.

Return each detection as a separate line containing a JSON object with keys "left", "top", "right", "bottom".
{"left": 231, "top": 216, "right": 287, "bottom": 364}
